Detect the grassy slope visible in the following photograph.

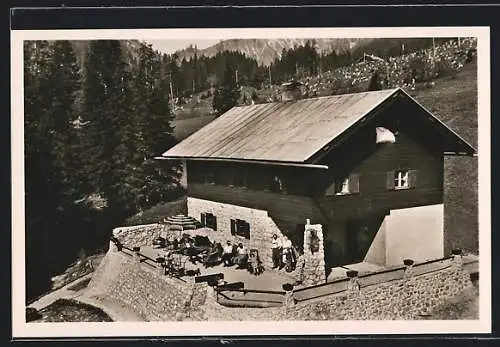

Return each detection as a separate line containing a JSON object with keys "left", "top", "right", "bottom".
{"left": 409, "top": 63, "right": 478, "bottom": 254}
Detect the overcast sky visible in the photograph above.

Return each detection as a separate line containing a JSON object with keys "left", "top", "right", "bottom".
{"left": 147, "top": 39, "right": 220, "bottom": 54}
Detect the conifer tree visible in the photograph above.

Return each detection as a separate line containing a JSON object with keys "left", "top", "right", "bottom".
{"left": 45, "top": 41, "right": 83, "bottom": 202}
{"left": 81, "top": 40, "right": 138, "bottom": 215}
{"left": 212, "top": 61, "right": 240, "bottom": 116}
{"left": 132, "top": 45, "right": 180, "bottom": 210}
{"left": 368, "top": 71, "right": 382, "bottom": 91}
{"left": 24, "top": 40, "right": 84, "bottom": 298}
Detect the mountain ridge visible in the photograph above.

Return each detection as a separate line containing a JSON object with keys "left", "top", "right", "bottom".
{"left": 173, "top": 38, "right": 374, "bottom": 66}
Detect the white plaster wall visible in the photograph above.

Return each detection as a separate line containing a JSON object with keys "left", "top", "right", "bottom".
{"left": 385, "top": 204, "right": 444, "bottom": 266}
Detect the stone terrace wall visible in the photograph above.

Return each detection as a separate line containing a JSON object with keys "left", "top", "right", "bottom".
{"left": 113, "top": 224, "right": 164, "bottom": 247}
{"left": 201, "top": 266, "right": 474, "bottom": 321}
{"left": 86, "top": 248, "right": 206, "bottom": 321}
{"left": 87, "top": 246, "right": 475, "bottom": 321}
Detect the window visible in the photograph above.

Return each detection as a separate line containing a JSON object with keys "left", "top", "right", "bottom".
{"left": 387, "top": 170, "right": 418, "bottom": 190}
{"left": 394, "top": 170, "right": 409, "bottom": 189}
{"left": 201, "top": 212, "right": 217, "bottom": 231}
{"left": 230, "top": 219, "right": 250, "bottom": 239}
{"left": 325, "top": 173, "right": 360, "bottom": 196}
{"left": 335, "top": 177, "right": 350, "bottom": 195}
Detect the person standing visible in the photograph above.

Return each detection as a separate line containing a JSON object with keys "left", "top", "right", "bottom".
{"left": 271, "top": 234, "right": 282, "bottom": 269}
{"left": 235, "top": 243, "right": 249, "bottom": 269}
{"left": 222, "top": 241, "right": 234, "bottom": 266}
{"left": 282, "top": 238, "right": 294, "bottom": 272}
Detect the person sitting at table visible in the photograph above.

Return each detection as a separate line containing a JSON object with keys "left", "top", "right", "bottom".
{"left": 222, "top": 241, "right": 235, "bottom": 266}
{"left": 233, "top": 243, "right": 248, "bottom": 269}
{"left": 204, "top": 242, "right": 223, "bottom": 268}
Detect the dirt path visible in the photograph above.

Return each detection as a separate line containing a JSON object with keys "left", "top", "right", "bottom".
{"left": 75, "top": 295, "right": 144, "bottom": 322}
{"left": 28, "top": 273, "right": 94, "bottom": 311}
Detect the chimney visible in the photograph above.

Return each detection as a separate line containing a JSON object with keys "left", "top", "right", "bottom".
{"left": 280, "top": 81, "right": 303, "bottom": 102}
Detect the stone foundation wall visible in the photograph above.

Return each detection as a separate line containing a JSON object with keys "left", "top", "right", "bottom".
{"left": 113, "top": 224, "right": 164, "bottom": 247}
{"left": 201, "top": 266, "right": 474, "bottom": 321}
{"left": 86, "top": 249, "right": 204, "bottom": 321}
{"left": 187, "top": 197, "right": 291, "bottom": 269}
{"left": 88, "top": 240, "right": 475, "bottom": 322}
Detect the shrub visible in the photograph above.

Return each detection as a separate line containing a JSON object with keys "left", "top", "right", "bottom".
{"left": 26, "top": 307, "right": 42, "bottom": 322}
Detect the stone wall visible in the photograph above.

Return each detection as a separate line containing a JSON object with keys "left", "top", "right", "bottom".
{"left": 201, "top": 265, "right": 474, "bottom": 321}
{"left": 187, "top": 197, "right": 291, "bottom": 269}
{"left": 86, "top": 249, "right": 205, "bottom": 321}
{"left": 113, "top": 224, "right": 164, "bottom": 247}
{"left": 88, "top": 238, "right": 475, "bottom": 322}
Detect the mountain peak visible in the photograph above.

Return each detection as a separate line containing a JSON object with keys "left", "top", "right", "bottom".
{"left": 173, "top": 38, "right": 373, "bottom": 66}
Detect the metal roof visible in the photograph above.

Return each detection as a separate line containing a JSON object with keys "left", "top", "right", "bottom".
{"left": 163, "top": 88, "right": 399, "bottom": 163}
{"left": 162, "top": 87, "right": 476, "bottom": 163}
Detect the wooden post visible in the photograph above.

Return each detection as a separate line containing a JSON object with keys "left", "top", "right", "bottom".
{"left": 451, "top": 248, "right": 463, "bottom": 269}
{"left": 403, "top": 258, "right": 414, "bottom": 280}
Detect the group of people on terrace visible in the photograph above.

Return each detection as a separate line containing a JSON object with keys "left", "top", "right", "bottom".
{"left": 154, "top": 232, "right": 265, "bottom": 276}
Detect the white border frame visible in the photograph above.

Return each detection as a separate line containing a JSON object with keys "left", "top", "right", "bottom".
{"left": 11, "top": 26, "right": 491, "bottom": 338}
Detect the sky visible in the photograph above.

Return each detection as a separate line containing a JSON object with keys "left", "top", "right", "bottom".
{"left": 147, "top": 39, "right": 220, "bottom": 54}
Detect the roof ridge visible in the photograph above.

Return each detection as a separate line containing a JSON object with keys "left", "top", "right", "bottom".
{"left": 233, "top": 87, "right": 399, "bottom": 108}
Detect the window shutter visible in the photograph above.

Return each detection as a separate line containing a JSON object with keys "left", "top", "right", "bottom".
{"left": 201, "top": 213, "right": 206, "bottom": 226}
{"left": 230, "top": 219, "right": 236, "bottom": 235}
{"left": 244, "top": 221, "right": 251, "bottom": 239}
{"left": 349, "top": 174, "right": 360, "bottom": 193}
{"left": 408, "top": 170, "right": 418, "bottom": 188}
{"left": 212, "top": 215, "right": 218, "bottom": 231}
{"left": 386, "top": 171, "right": 395, "bottom": 190}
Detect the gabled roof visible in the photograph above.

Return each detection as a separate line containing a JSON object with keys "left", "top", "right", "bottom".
{"left": 161, "top": 88, "right": 475, "bottom": 164}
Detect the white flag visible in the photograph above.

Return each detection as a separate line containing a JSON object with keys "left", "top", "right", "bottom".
{"left": 376, "top": 127, "right": 396, "bottom": 143}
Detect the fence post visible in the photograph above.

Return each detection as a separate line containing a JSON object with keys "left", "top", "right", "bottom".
{"left": 402, "top": 258, "right": 416, "bottom": 318}
{"left": 346, "top": 270, "right": 360, "bottom": 299}
{"left": 156, "top": 257, "right": 165, "bottom": 276}
{"left": 403, "top": 258, "right": 414, "bottom": 280}
{"left": 282, "top": 283, "right": 295, "bottom": 313}
{"left": 451, "top": 249, "right": 463, "bottom": 269}
{"left": 133, "top": 247, "right": 141, "bottom": 263}
{"left": 344, "top": 270, "right": 360, "bottom": 320}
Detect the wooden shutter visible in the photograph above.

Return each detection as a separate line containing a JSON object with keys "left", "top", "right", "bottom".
{"left": 386, "top": 171, "right": 395, "bottom": 190}
{"left": 349, "top": 174, "right": 360, "bottom": 193}
{"left": 230, "top": 219, "right": 236, "bottom": 235}
{"left": 408, "top": 170, "right": 418, "bottom": 188}
{"left": 200, "top": 213, "right": 206, "bottom": 226}
{"left": 244, "top": 221, "right": 251, "bottom": 239}
{"left": 208, "top": 214, "right": 217, "bottom": 231}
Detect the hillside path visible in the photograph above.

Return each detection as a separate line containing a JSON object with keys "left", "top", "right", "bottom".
{"left": 28, "top": 273, "right": 94, "bottom": 311}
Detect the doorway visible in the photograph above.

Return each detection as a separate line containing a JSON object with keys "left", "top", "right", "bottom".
{"left": 345, "top": 215, "right": 385, "bottom": 264}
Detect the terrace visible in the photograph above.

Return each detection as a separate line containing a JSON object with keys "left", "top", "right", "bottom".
{"left": 111, "top": 224, "right": 478, "bottom": 309}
